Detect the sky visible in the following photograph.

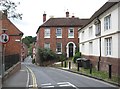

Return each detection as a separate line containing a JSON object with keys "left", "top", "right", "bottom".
{"left": 9, "top": 0, "right": 108, "bottom": 37}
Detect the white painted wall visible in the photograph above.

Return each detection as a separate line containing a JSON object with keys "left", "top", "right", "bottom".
{"left": 0, "top": 11, "right": 2, "bottom": 88}
{"left": 79, "top": 3, "right": 119, "bottom": 58}
{"left": 101, "top": 34, "right": 119, "bottom": 58}
{"left": 118, "top": 33, "right": 120, "bottom": 58}
{"left": 101, "top": 4, "right": 118, "bottom": 36}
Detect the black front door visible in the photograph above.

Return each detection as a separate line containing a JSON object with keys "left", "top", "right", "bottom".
{"left": 69, "top": 43, "right": 73, "bottom": 57}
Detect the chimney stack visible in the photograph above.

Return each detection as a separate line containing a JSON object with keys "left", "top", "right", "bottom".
{"left": 72, "top": 13, "right": 75, "bottom": 18}
{"left": 2, "top": 10, "right": 7, "bottom": 19}
{"left": 66, "top": 10, "right": 69, "bottom": 17}
{"left": 43, "top": 11, "right": 46, "bottom": 22}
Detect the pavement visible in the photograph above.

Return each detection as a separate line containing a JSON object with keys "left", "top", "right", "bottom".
{"left": 0, "top": 76, "right": 2, "bottom": 89}
{"left": 1, "top": 57, "right": 119, "bottom": 89}
{"left": 54, "top": 61, "right": 120, "bottom": 88}
{"left": 2, "top": 64, "right": 28, "bottom": 88}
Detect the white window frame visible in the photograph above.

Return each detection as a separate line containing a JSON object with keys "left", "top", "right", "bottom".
{"left": 105, "top": 37, "right": 112, "bottom": 56}
{"left": 82, "top": 43, "right": 85, "bottom": 53}
{"left": 56, "top": 28, "right": 62, "bottom": 38}
{"left": 44, "top": 43, "right": 50, "bottom": 49}
{"left": 44, "top": 28, "right": 50, "bottom": 38}
{"left": 89, "top": 26, "right": 93, "bottom": 38}
{"left": 89, "top": 42, "right": 93, "bottom": 54}
{"left": 68, "top": 28, "right": 74, "bottom": 38}
{"left": 81, "top": 31, "right": 84, "bottom": 40}
{"left": 104, "top": 14, "right": 111, "bottom": 30}
{"left": 56, "top": 43, "right": 62, "bottom": 54}
{"left": 95, "top": 23, "right": 101, "bottom": 36}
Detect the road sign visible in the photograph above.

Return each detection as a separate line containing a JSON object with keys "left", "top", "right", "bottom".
{"left": 0, "top": 33, "right": 10, "bottom": 44}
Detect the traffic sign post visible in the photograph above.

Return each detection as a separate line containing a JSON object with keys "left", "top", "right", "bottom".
{"left": 0, "top": 33, "right": 9, "bottom": 84}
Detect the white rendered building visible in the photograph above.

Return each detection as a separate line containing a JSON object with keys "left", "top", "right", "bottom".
{"left": 79, "top": 1, "right": 120, "bottom": 74}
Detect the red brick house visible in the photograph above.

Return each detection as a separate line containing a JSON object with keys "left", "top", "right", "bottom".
{"left": 36, "top": 11, "right": 88, "bottom": 58}
{"left": 21, "top": 43, "right": 28, "bottom": 61}
{"left": 1, "top": 11, "right": 23, "bottom": 70}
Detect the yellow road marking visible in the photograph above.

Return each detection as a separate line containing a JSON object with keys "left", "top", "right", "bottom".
{"left": 26, "top": 66, "right": 38, "bottom": 89}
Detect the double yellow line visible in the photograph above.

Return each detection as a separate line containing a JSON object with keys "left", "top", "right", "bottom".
{"left": 26, "top": 66, "right": 38, "bottom": 89}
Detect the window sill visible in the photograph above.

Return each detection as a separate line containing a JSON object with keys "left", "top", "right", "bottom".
{"left": 105, "top": 55, "right": 112, "bottom": 57}
{"left": 44, "top": 37, "right": 50, "bottom": 38}
{"left": 56, "top": 36, "right": 62, "bottom": 38}
{"left": 68, "top": 36, "right": 74, "bottom": 38}
{"left": 56, "top": 52, "right": 62, "bottom": 54}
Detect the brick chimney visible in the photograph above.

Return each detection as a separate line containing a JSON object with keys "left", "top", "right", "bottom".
{"left": 43, "top": 12, "right": 46, "bottom": 22}
{"left": 2, "top": 10, "right": 7, "bottom": 19}
{"left": 72, "top": 13, "right": 75, "bottom": 18}
{"left": 66, "top": 10, "right": 69, "bottom": 17}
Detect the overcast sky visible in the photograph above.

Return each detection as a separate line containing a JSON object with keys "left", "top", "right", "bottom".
{"left": 9, "top": 0, "right": 108, "bottom": 37}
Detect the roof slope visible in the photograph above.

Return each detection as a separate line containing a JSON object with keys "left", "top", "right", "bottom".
{"left": 41, "top": 18, "right": 89, "bottom": 27}
{"left": 80, "top": 2, "right": 118, "bottom": 30}
{"left": 37, "top": 18, "right": 89, "bottom": 33}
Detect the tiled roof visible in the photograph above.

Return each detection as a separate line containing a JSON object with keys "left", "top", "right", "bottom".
{"left": 36, "top": 18, "right": 89, "bottom": 33}
{"left": 80, "top": 2, "right": 118, "bottom": 30}
{"left": 41, "top": 18, "right": 89, "bottom": 27}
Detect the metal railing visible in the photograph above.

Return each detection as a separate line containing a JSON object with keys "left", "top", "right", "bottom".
{"left": 5, "top": 54, "right": 20, "bottom": 71}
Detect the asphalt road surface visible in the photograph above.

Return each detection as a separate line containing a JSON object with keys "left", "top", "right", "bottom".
{"left": 3, "top": 56, "right": 119, "bottom": 89}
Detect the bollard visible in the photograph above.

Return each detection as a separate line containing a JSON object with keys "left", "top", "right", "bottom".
{"left": 61, "top": 61, "right": 63, "bottom": 67}
{"left": 64, "top": 61, "right": 67, "bottom": 68}
{"left": 109, "top": 64, "right": 112, "bottom": 79}
{"left": 90, "top": 63, "right": 92, "bottom": 74}
{"left": 98, "top": 61, "right": 100, "bottom": 71}
{"left": 69, "top": 62, "right": 71, "bottom": 69}
{"left": 77, "top": 63, "right": 80, "bottom": 71}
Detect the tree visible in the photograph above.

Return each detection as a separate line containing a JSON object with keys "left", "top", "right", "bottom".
{"left": 22, "top": 36, "right": 36, "bottom": 48}
{"left": 0, "top": 0, "right": 22, "bottom": 19}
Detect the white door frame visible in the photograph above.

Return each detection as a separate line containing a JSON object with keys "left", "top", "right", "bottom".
{"left": 66, "top": 42, "right": 76, "bottom": 58}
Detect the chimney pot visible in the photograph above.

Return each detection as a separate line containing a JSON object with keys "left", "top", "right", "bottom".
{"left": 66, "top": 10, "right": 69, "bottom": 17}
{"left": 43, "top": 12, "right": 46, "bottom": 22}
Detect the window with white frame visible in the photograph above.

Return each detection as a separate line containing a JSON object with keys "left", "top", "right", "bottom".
{"left": 56, "top": 43, "right": 62, "bottom": 53}
{"left": 68, "top": 28, "right": 74, "bottom": 38}
{"left": 104, "top": 14, "right": 111, "bottom": 30}
{"left": 56, "top": 28, "right": 62, "bottom": 38}
{"left": 81, "top": 31, "right": 84, "bottom": 40}
{"left": 44, "top": 43, "right": 50, "bottom": 49}
{"left": 89, "top": 26, "right": 93, "bottom": 38}
{"left": 89, "top": 42, "right": 93, "bottom": 54}
{"left": 82, "top": 43, "right": 85, "bottom": 53}
{"left": 44, "top": 28, "right": 50, "bottom": 38}
{"left": 95, "top": 23, "right": 101, "bottom": 36}
{"left": 105, "top": 37, "right": 112, "bottom": 56}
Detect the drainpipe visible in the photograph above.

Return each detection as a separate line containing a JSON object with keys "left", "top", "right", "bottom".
{"left": 94, "top": 17, "right": 101, "bottom": 71}
{"left": 98, "top": 37, "right": 101, "bottom": 71}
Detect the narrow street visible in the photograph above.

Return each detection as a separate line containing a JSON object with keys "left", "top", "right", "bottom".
{"left": 3, "top": 57, "right": 118, "bottom": 89}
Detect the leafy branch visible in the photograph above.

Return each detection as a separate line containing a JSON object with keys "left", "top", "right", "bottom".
{"left": 0, "top": 0, "right": 22, "bottom": 19}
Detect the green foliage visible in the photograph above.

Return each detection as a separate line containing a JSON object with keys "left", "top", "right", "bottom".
{"left": 22, "top": 36, "right": 36, "bottom": 48}
{"left": 28, "top": 45, "right": 33, "bottom": 56}
{"left": 72, "top": 52, "right": 81, "bottom": 63}
{"left": 75, "top": 46, "right": 79, "bottom": 54}
{"left": 0, "top": 0, "right": 22, "bottom": 19}
{"left": 38, "top": 48, "right": 57, "bottom": 62}
{"left": 58, "top": 53, "right": 66, "bottom": 62}
{"left": 32, "top": 59, "right": 35, "bottom": 64}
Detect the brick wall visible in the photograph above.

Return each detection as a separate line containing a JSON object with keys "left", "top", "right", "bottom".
{"left": 2, "top": 19, "right": 23, "bottom": 56}
{"left": 83, "top": 55, "right": 120, "bottom": 75}
{"left": 37, "top": 27, "right": 79, "bottom": 53}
